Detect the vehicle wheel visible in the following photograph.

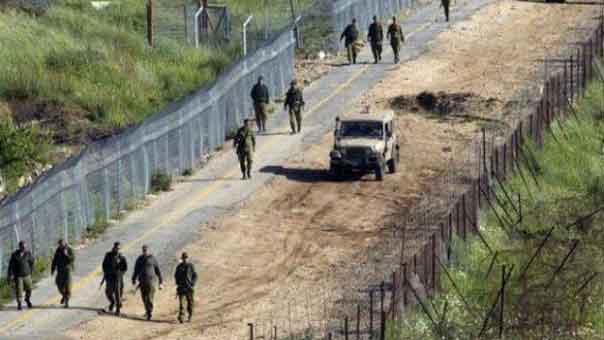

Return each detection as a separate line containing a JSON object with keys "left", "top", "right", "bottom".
{"left": 375, "top": 163, "right": 384, "bottom": 181}
{"left": 388, "top": 147, "right": 400, "bottom": 174}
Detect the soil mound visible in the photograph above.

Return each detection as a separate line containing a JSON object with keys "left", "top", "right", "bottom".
{"left": 390, "top": 91, "right": 500, "bottom": 115}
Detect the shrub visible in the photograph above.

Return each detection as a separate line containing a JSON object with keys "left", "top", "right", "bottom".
{"left": 150, "top": 170, "right": 172, "bottom": 193}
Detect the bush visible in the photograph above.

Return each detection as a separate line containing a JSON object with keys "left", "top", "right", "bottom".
{"left": 150, "top": 170, "right": 172, "bottom": 193}
{"left": 0, "top": 117, "right": 50, "bottom": 192}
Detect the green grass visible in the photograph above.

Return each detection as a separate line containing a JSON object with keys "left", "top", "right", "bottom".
{"left": 0, "top": 1, "right": 235, "bottom": 127}
{"left": 391, "top": 79, "right": 604, "bottom": 339}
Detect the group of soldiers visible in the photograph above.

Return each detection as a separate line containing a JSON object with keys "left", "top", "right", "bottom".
{"left": 235, "top": 76, "right": 305, "bottom": 180}
{"left": 341, "top": 16, "right": 405, "bottom": 65}
{"left": 7, "top": 240, "right": 198, "bottom": 323}
{"left": 340, "top": 3, "right": 451, "bottom": 65}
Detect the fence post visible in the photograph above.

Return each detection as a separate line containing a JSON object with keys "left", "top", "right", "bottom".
{"left": 403, "top": 263, "right": 408, "bottom": 306}
{"left": 147, "top": 0, "right": 154, "bottom": 47}
{"left": 248, "top": 323, "right": 254, "bottom": 340}
{"left": 345, "top": 316, "right": 349, "bottom": 340}
{"left": 570, "top": 55, "right": 575, "bottom": 102}
{"left": 431, "top": 234, "right": 437, "bottom": 290}
{"left": 380, "top": 311, "right": 386, "bottom": 340}
{"left": 380, "top": 281, "right": 385, "bottom": 316}
{"left": 391, "top": 271, "right": 397, "bottom": 318}
{"left": 357, "top": 304, "right": 361, "bottom": 340}
{"left": 502, "top": 142, "right": 507, "bottom": 178}
{"left": 370, "top": 289, "right": 374, "bottom": 339}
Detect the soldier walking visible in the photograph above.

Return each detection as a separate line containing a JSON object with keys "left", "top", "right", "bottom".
{"left": 387, "top": 16, "right": 405, "bottom": 64}
{"left": 284, "top": 80, "right": 305, "bottom": 134}
{"left": 132, "top": 245, "right": 163, "bottom": 321}
{"left": 367, "top": 16, "right": 384, "bottom": 64}
{"left": 51, "top": 239, "right": 75, "bottom": 308}
{"left": 102, "top": 242, "right": 128, "bottom": 316}
{"left": 234, "top": 119, "right": 256, "bottom": 180}
{"left": 250, "top": 76, "right": 270, "bottom": 132}
{"left": 174, "top": 252, "right": 197, "bottom": 323}
{"left": 340, "top": 18, "right": 360, "bottom": 65}
{"left": 7, "top": 241, "right": 34, "bottom": 310}
{"left": 441, "top": 0, "right": 450, "bottom": 22}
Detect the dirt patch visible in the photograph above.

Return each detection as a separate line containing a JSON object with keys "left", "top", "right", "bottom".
{"left": 390, "top": 91, "right": 501, "bottom": 116}
{"left": 9, "top": 98, "right": 117, "bottom": 145}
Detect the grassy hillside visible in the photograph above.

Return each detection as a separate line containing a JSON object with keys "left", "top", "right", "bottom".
{"left": 0, "top": 0, "right": 311, "bottom": 194}
{"left": 390, "top": 80, "right": 604, "bottom": 339}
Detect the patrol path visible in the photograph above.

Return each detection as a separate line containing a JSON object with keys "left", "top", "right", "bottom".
{"left": 1, "top": 0, "right": 596, "bottom": 339}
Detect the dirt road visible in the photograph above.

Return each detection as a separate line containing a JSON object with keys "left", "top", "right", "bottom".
{"left": 60, "top": 1, "right": 597, "bottom": 339}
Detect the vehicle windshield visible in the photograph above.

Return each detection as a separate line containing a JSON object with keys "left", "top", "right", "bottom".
{"left": 339, "top": 121, "right": 383, "bottom": 139}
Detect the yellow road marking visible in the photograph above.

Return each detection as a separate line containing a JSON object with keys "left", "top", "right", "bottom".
{"left": 0, "top": 21, "right": 429, "bottom": 333}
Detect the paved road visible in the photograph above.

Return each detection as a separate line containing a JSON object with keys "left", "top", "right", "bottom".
{"left": 0, "top": 0, "right": 492, "bottom": 336}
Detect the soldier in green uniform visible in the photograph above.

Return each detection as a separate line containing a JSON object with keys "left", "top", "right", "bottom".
{"left": 174, "top": 252, "right": 197, "bottom": 323}
{"left": 7, "top": 241, "right": 34, "bottom": 310}
{"left": 441, "top": 0, "right": 450, "bottom": 22}
{"left": 250, "top": 76, "right": 270, "bottom": 132}
{"left": 132, "top": 245, "right": 163, "bottom": 320}
{"left": 387, "top": 16, "right": 405, "bottom": 64}
{"left": 51, "top": 239, "right": 75, "bottom": 308}
{"left": 284, "top": 80, "right": 305, "bottom": 134}
{"left": 340, "top": 18, "right": 360, "bottom": 65}
{"left": 102, "top": 242, "right": 128, "bottom": 316}
{"left": 367, "top": 16, "right": 384, "bottom": 64}
{"left": 234, "top": 119, "right": 256, "bottom": 180}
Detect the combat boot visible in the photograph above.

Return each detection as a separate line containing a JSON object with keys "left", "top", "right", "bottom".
{"left": 108, "top": 302, "right": 114, "bottom": 312}
{"left": 187, "top": 314, "right": 192, "bottom": 323}
{"left": 17, "top": 301, "right": 22, "bottom": 311}
{"left": 178, "top": 315, "right": 184, "bottom": 324}
{"left": 247, "top": 170, "right": 252, "bottom": 179}
{"left": 25, "top": 298, "right": 32, "bottom": 308}
{"left": 64, "top": 298, "right": 69, "bottom": 308}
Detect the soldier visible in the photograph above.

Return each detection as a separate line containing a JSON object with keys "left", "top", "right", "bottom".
{"left": 284, "top": 80, "right": 305, "bottom": 134}
{"left": 51, "top": 239, "right": 75, "bottom": 308}
{"left": 132, "top": 245, "right": 163, "bottom": 321}
{"left": 174, "top": 252, "right": 197, "bottom": 323}
{"left": 102, "top": 241, "right": 128, "bottom": 316}
{"left": 367, "top": 16, "right": 384, "bottom": 64}
{"left": 340, "top": 18, "right": 360, "bottom": 65}
{"left": 250, "top": 76, "right": 270, "bottom": 132}
{"left": 7, "top": 241, "right": 34, "bottom": 310}
{"left": 387, "top": 16, "right": 405, "bottom": 64}
{"left": 233, "top": 119, "right": 256, "bottom": 180}
{"left": 441, "top": 0, "right": 450, "bottom": 22}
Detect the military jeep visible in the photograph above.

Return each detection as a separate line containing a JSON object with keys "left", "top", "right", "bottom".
{"left": 329, "top": 111, "right": 400, "bottom": 181}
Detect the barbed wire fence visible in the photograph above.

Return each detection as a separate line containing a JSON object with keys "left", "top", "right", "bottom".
{"left": 242, "top": 13, "right": 604, "bottom": 340}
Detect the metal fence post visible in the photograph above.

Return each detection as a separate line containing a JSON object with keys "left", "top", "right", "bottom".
{"left": 380, "top": 311, "right": 386, "bottom": 340}
{"left": 370, "top": 289, "right": 374, "bottom": 339}
{"left": 345, "top": 316, "right": 349, "bottom": 340}
{"left": 147, "top": 0, "right": 154, "bottom": 47}
{"left": 356, "top": 304, "right": 361, "bottom": 340}
{"left": 248, "top": 323, "right": 254, "bottom": 340}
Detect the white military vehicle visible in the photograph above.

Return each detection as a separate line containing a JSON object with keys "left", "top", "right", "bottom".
{"left": 329, "top": 111, "right": 400, "bottom": 181}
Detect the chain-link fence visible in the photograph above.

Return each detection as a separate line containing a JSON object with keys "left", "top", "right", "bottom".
{"left": 0, "top": 23, "right": 296, "bottom": 276}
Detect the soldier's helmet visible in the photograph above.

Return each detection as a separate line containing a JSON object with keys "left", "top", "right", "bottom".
{"left": 290, "top": 80, "right": 297, "bottom": 86}
{"left": 181, "top": 252, "right": 188, "bottom": 260}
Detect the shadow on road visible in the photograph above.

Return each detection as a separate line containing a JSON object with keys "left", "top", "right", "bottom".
{"left": 260, "top": 165, "right": 330, "bottom": 182}
{"left": 260, "top": 165, "right": 370, "bottom": 182}
{"left": 0, "top": 304, "right": 102, "bottom": 313}
{"left": 180, "top": 177, "right": 241, "bottom": 183}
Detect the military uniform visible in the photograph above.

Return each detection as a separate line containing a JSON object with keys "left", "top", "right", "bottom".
{"left": 102, "top": 250, "right": 128, "bottom": 315}
{"left": 132, "top": 254, "right": 163, "bottom": 320}
{"left": 51, "top": 245, "right": 75, "bottom": 307}
{"left": 7, "top": 248, "right": 34, "bottom": 310}
{"left": 368, "top": 21, "right": 384, "bottom": 63}
{"left": 441, "top": 0, "right": 450, "bottom": 21}
{"left": 174, "top": 259, "right": 197, "bottom": 323}
{"left": 340, "top": 23, "right": 360, "bottom": 64}
{"left": 284, "top": 85, "right": 304, "bottom": 134}
{"left": 234, "top": 124, "right": 256, "bottom": 179}
{"left": 250, "top": 82, "right": 270, "bottom": 132}
{"left": 387, "top": 22, "right": 405, "bottom": 64}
